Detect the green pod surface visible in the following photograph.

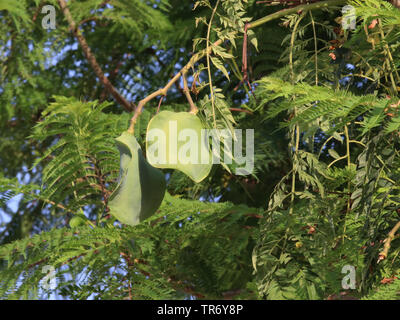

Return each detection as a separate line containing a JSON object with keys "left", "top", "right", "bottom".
{"left": 108, "top": 131, "right": 166, "bottom": 226}
{"left": 146, "top": 111, "right": 212, "bottom": 183}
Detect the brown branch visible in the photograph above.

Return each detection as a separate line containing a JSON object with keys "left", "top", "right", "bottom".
{"left": 57, "top": 0, "right": 134, "bottom": 112}
{"left": 27, "top": 258, "right": 48, "bottom": 269}
{"left": 182, "top": 74, "right": 198, "bottom": 114}
{"left": 156, "top": 95, "right": 165, "bottom": 113}
{"left": 235, "top": 22, "right": 253, "bottom": 92}
{"left": 234, "top": 22, "right": 257, "bottom": 100}
{"left": 32, "top": 1, "right": 45, "bottom": 22}
{"left": 229, "top": 108, "right": 253, "bottom": 114}
{"left": 221, "top": 289, "right": 243, "bottom": 299}
{"left": 127, "top": 40, "right": 222, "bottom": 133}
{"left": 78, "top": 16, "right": 109, "bottom": 27}
{"left": 27, "top": 250, "right": 85, "bottom": 269}
{"left": 77, "top": 2, "right": 113, "bottom": 26}
{"left": 378, "top": 220, "right": 400, "bottom": 263}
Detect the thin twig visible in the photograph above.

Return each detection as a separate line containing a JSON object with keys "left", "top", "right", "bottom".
{"left": 229, "top": 108, "right": 253, "bottom": 114}
{"left": 378, "top": 220, "right": 400, "bottom": 263}
{"left": 32, "top": 1, "right": 45, "bottom": 22}
{"left": 234, "top": 22, "right": 254, "bottom": 94}
{"left": 206, "top": 0, "right": 221, "bottom": 128}
{"left": 182, "top": 74, "right": 198, "bottom": 114}
{"left": 157, "top": 95, "right": 165, "bottom": 113}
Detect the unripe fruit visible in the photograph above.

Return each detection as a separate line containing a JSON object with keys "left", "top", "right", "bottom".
{"left": 146, "top": 111, "right": 212, "bottom": 183}
{"left": 108, "top": 131, "right": 166, "bottom": 226}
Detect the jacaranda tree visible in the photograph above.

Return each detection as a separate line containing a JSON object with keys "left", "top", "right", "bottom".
{"left": 1, "top": 0, "right": 400, "bottom": 300}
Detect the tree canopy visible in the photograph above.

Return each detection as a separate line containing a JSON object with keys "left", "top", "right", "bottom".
{"left": 1, "top": 0, "right": 400, "bottom": 300}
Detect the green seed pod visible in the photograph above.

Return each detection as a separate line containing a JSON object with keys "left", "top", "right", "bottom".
{"left": 146, "top": 111, "right": 212, "bottom": 183}
{"left": 108, "top": 131, "right": 166, "bottom": 226}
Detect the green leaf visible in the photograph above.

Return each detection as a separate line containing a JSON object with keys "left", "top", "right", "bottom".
{"left": 247, "top": 29, "right": 258, "bottom": 51}
{"left": 332, "top": 132, "right": 343, "bottom": 143}
{"left": 328, "top": 149, "right": 340, "bottom": 159}
{"left": 210, "top": 56, "right": 230, "bottom": 81}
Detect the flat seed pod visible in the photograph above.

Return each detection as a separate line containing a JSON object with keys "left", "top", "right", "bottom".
{"left": 108, "top": 131, "right": 166, "bottom": 226}
{"left": 146, "top": 111, "right": 212, "bottom": 183}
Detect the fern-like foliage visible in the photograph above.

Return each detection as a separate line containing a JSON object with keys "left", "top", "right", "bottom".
{"left": 69, "top": 0, "right": 172, "bottom": 41}
{"left": 362, "top": 278, "right": 400, "bottom": 300}
{"left": 256, "top": 76, "right": 390, "bottom": 135}
{"left": 0, "top": 0, "right": 30, "bottom": 30}
{"left": 3, "top": 0, "right": 400, "bottom": 301}
{"left": 29, "top": 96, "right": 131, "bottom": 215}
{"left": 0, "top": 193, "right": 260, "bottom": 299}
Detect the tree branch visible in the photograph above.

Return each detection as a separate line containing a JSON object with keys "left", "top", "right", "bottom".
{"left": 32, "top": 1, "right": 45, "bottom": 22}
{"left": 127, "top": 44, "right": 218, "bottom": 133}
{"left": 57, "top": 0, "right": 134, "bottom": 112}
{"left": 378, "top": 220, "right": 400, "bottom": 263}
